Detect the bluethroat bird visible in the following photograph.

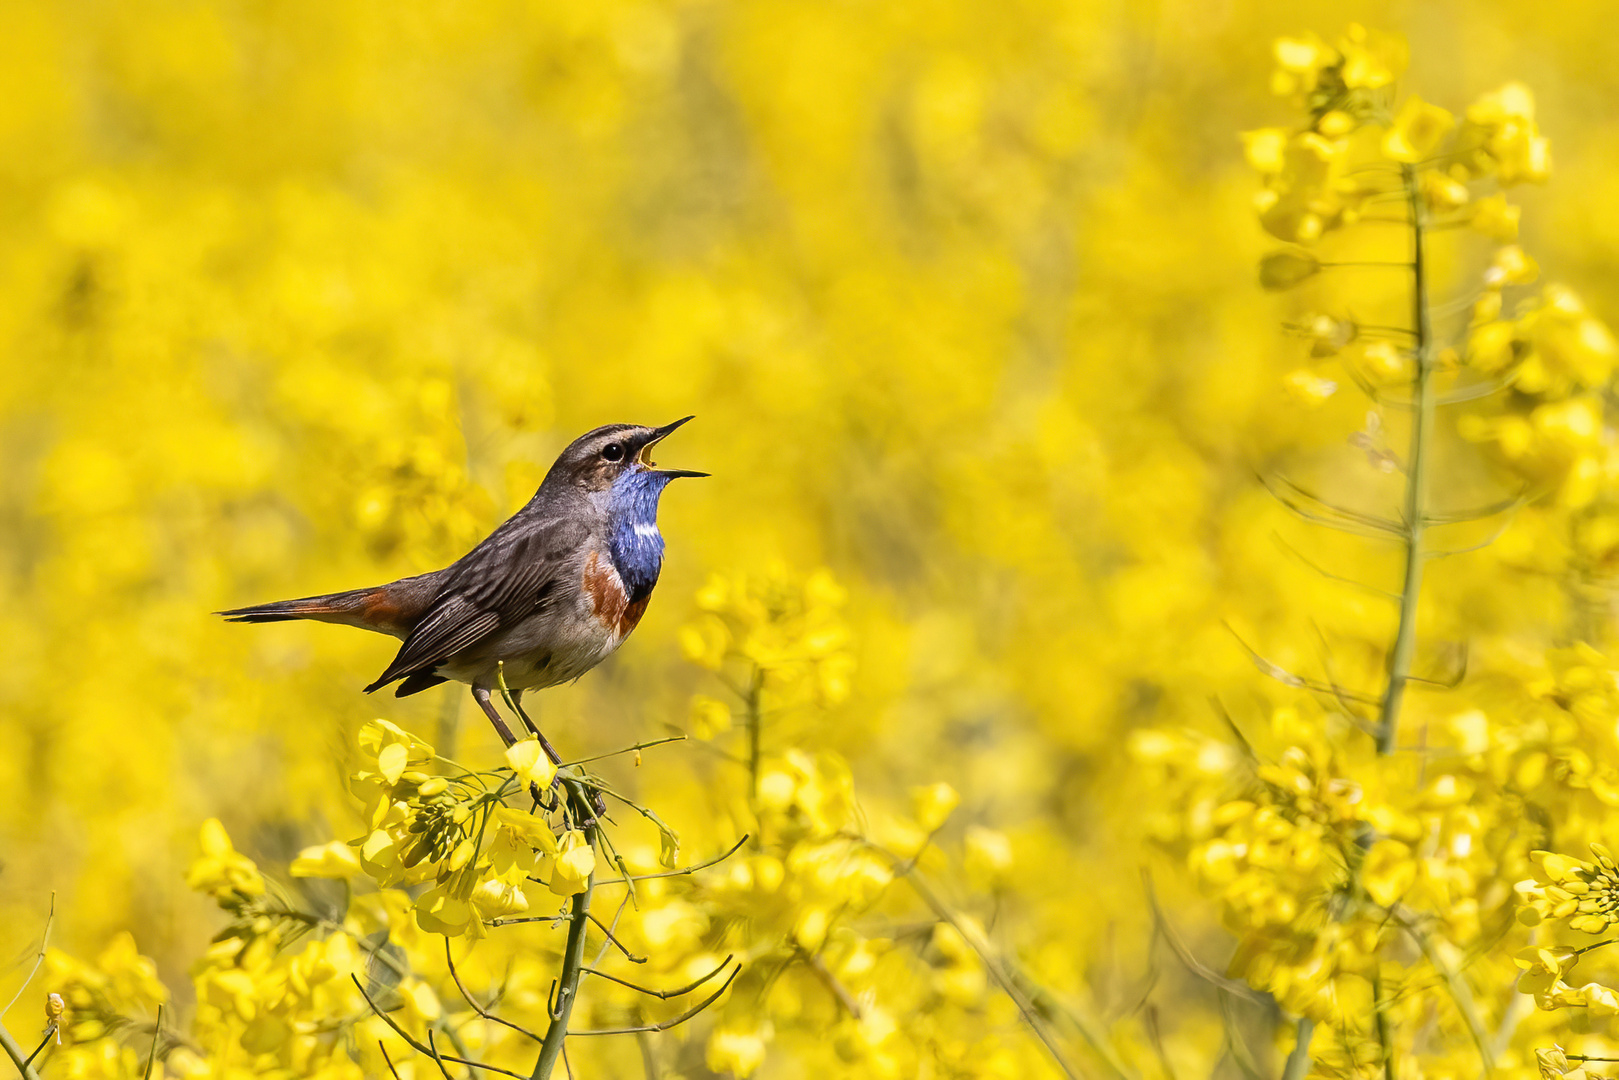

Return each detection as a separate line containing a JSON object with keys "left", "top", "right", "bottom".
{"left": 220, "top": 419, "right": 705, "bottom": 807}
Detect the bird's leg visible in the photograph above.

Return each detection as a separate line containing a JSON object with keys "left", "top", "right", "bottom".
{"left": 472, "top": 685, "right": 523, "bottom": 746}
{"left": 512, "top": 689, "right": 608, "bottom": 821}
{"left": 510, "top": 690, "right": 563, "bottom": 765}
{"left": 472, "top": 686, "right": 557, "bottom": 812}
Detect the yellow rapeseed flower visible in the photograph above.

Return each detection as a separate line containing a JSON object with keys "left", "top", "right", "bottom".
{"left": 1483, "top": 245, "right": 1539, "bottom": 289}
{"left": 911, "top": 781, "right": 960, "bottom": 832}
{"left": 963, "top": 825, "right": 1014, "bottom": 888}
{"left": 290, "top": 840, "right": 362, "bottom": 879}
{"left": 690, "top": 694, "right": 734, "bottom": 739}
{"left": 1471, "top": 194, "right": 1521, "bottom": 241}
{"left": 549, "top": 829, "right": 596, "bottom": 895}
{"left": 1283, "top": 369, "right": 1338, "bottom": 405}
{"left": 1382, "top": 95, "right": 1454, "bottom": 163}
{"left": 708, "top": 1024, "right": 770, "bottom": 1078}
{"left": 1361, "top": 840, "right": 1416, "bottom": 906}
{"left": 186, "top": 819, "right": 265, "bottom": 901}
{"left": 504, "top": 737, "right": 558, "bottom": 790}
{"left": 1241, "top": 128, "right": 1289, "bottom": 174}
{"left": 1338, "top": 23, "right": 1406, "bottom": 89}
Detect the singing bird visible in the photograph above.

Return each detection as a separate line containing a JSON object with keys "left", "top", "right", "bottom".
{"left": 220, "top": 418, "right": 705, "bottom": 767}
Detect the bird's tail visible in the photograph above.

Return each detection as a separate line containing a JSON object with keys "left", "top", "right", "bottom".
{"left": 218, "top": 586, "right": 410, "bottom": 637}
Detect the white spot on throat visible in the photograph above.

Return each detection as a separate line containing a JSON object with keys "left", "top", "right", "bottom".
{"left": 633, "top": 523, "right": 660, "bottom": 538}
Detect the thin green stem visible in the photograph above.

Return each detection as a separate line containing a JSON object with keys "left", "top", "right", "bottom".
{"left": 532, "top": 783, "right": 598, "bottom": 1080}
{"left": 1373, "top": 970, "right": 1394, "bottom": 1080}
{"left": 1282, "top": 1019, "right": 1316, "bottom": 1080}
{"left": 1377, "top": 162, "right": 1433, "bottom": 755}
{"left": 1392, "top": 910, "right": 1494, "bottom": 1074}
{"left": 143, "top": 1004, "right": 163, "bottom": 1080}
{"left": 1314, "top": 162, "right": 1433, "bottom": 1080}
{"left": 19, "top": 1028, "right": 53, "bottom": 1071}
{"left": 1287, "top": 160, "right": 1432, "bottom": 1080}
{"left": 2, "top": 894, "right": 54, "bottom": 1021}
{"left": 561, "top": 736, "right": 687, "bottom": 769}
{"left": 0, "top": 1018, "right": 44, "bottom": 1080}
{"left": 590, "top": 835, "right": 749, "bottom": 889}
{"left": 890, "top": 857, "right": 1107, "bottom": 1080}
{"left": 351, "top": 976, "right": 527, "bottom": 1079}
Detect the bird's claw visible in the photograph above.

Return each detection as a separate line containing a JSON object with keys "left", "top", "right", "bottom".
{"left": 529, "top": 781, "right": 560, "bottom": 814}
{"left": 567, "top": 791, "right": 608, "bottom": 830}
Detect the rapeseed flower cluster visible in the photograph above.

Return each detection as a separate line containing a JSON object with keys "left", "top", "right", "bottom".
{"left": 1133, "top": 21, "right": 1619, "bottom": 1080}
{"left": 23, "top": 571, "right": 1054, "bottom": 1078}
{"left": 345, "top": 719, "right": 586, "bottom": 936}
{"left": 1515, "top": 846, "right": 1619, "bottom": 1014}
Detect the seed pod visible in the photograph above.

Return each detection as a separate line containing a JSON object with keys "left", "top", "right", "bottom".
{"left": 400, "top": 836, "right": 430, "bottom": 868}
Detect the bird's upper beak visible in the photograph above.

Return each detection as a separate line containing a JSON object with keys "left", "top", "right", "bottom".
{"left": 638, "top": 416, "right": 708, "bottom": 478}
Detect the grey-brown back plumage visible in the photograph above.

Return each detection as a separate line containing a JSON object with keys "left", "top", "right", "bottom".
{"left": 363, "top": 487, "right": 594, "bottom": 694}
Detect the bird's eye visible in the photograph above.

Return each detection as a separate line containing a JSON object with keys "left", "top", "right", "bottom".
{"left": 602, "top": 443, "right": 625, "bottom": 462}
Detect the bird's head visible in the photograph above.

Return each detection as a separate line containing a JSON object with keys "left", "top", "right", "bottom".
{"left": 546, "top": 417, "right": 707, "bottom": 494}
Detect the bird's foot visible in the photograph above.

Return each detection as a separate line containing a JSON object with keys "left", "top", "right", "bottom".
{"left": 528, "top": 781, "right": 560, "bottom": 814}
{"left": 561, "top": 778, "right": 609, "bottom": 827}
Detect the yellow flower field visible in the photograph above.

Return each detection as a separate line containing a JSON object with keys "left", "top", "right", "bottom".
{"left": 5, "top": 2, "right": 1619, "bottom": 1077}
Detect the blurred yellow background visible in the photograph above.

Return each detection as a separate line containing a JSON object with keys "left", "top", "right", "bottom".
{"left": 3, "top": 0, "right": 1619, "bottom": 1073}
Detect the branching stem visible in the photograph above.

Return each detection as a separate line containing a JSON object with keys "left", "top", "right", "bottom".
{"left": 1285, "top": 159, "right": 1436, "bottom": 1080}
{"left": 351, "top": 976, "right": 527, "bottom": 1079}
{"left": 0, "top": 1018, "right": 44, "bottom": 1080}
{"left": 887, "top": 855, "right": 1101, "bottom": 1080}
{"left": 2, "top": 894, "right": 55, "bottom": 1021}
{"left": 1373, "top": 970, "right": 1394, "bottom": 1080}
{"left": 591, "top": 835, "right": 749, "bottom": 889}
{"left": 798, "top": 948, "right": 863, "bottom": 1018}
{"left": 142, "top": 1004, "right": 163, "bottom": 1080}
{"left": 1378, "top": 162, "right": 1434, "bottom": 756}
{"left": 532, "top": 785, "right": 597, "bottom": 1080}
{"left": 1391, "top": 909, "right": 1495, "bottom": 1073}
{"left": 446, "top": 938, "right": 544, "bottom": 1043}
{"left": 1282, "top": 1018, "right": 1316, "bottom": 1080}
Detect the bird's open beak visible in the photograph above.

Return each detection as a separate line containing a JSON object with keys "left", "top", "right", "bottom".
{"left": 639, "top": 416, "right": 709, "bottom": 477}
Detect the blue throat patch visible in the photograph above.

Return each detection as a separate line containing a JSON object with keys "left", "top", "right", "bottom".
{"left": 605, "top": 470, "right": 674, "bottom": 603}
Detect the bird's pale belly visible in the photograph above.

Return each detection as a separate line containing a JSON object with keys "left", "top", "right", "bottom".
{"left": 439, "top": 553, "right": 647, "bottom": 692}
{"left": 439, "top": 606, "right": 623, "bottom": 691}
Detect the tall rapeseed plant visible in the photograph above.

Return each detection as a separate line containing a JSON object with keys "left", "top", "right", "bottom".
{"left": 1141, "top": 24, "right": 1619, "bottom": 1080}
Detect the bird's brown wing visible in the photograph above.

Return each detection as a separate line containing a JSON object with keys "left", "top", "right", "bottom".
{"left": 364, "top": 512, "right": 590, "bottom": 694}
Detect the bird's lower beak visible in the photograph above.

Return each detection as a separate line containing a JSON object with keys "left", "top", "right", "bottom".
{"left": 639, "top": 416, "right": 709, "bottom": 477}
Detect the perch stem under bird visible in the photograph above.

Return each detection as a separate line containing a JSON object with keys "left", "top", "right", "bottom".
{"left": 218, "top": 418, "right": 706, "bottom": 815}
